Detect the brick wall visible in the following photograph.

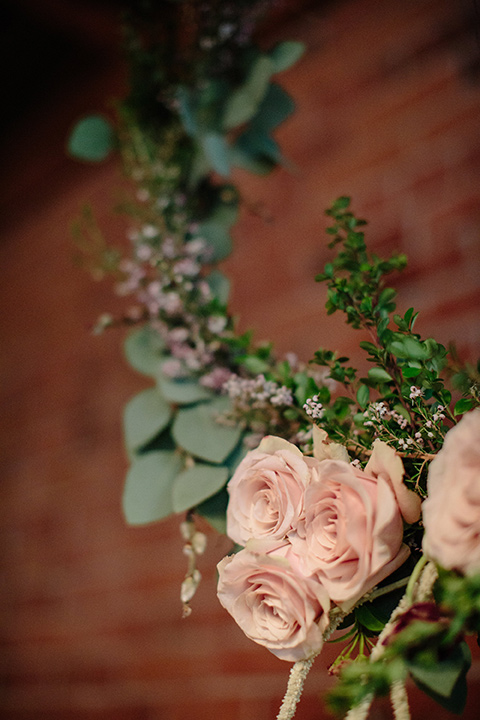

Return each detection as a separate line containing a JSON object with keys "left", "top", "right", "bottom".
{"left": 1, "top": 1, "right": 480, "bottom": 719}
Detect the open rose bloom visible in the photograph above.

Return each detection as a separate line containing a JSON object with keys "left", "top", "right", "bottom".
{"left": 218, "top": 435, "right": 420, "bottom": 660}
{"left": 422, "top": 410, "right": 480, "bottom": 575}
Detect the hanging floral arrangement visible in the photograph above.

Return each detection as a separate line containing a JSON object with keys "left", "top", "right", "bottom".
{"left": 68, "top": 2, "right": 480, "bottom": 718}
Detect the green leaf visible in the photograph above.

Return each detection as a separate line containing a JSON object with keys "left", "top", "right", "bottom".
{"left": 355, "top": 604, "right": 385, "bottom": 632}
{"left": 201, "top": 132, "right": 230, "bottom": 177}
{"left": 407, "top": 642, "right": 471, "bottom": 714}
{"left": 248, "top": 83, "right": 295, "bottom": 132}
{"left": 402, "top": 366, "right": 422, "bottom": 378}
{"left": 196, "top": 488, "right": 228, "bottom": 534}
{"left": 229, "top": 143, "right": 276, "bottom": 174}
{"left": 269, "top": 41, "right": 305, "bottom": 72}
{"left": 389, "top": 336, "right": 428, "bottom": 361}
{"left": 176, "top": 86, "right": 197, "bottom": 136}
{"left": 356, "top": 384, "right": 370, "bottom": 408}
{"left": 454, "top": 397, "right": 475, "bottom": 415}
{"left": 172, "top": 464, "right": 229, "bottom": 513}
{"left": 67, "top": 115, "right": 115, "bottom": 161}
{"left": 234, "top": 129, "right": 283, "bottom": 164}
{"left": 123, "top": 388, "right": 172, "bottom": 455}
{"left": 172, "top": 396, "right": 242, "bottom": 464}
{"left": 241, "top": 355, "right": 270, "bottom": 375}
{"left": 124, "top": 326, "right": 165, "bottom": 376}
{"left": 205, "top": 269, "right": 230, "bottom": 304}
{"left": 197, "top": 203, "right": 238, "bottom": 261}
{"left": 223, "top": 55, "right": 274, "bottom": 130}
{"left": 367, "top": 367, "right": 393, "bottom": 383}
{"left": 122, "top": 450, "right": 182, "bottom": 525}
{"left": 157, "top": 372, "right": 213, "bottom": 405}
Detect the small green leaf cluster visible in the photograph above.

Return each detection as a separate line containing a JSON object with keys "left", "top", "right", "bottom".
{"left": 316, "top": 196, "right": 407, "bottom": 330}
{"left": 434, "top": 568, "right": 480, "bottom": 641}
{"left": 311, "top": 198, "right": 479, "bottom": 468}
{"left": 328, "top": 616, "right": 471, "bottom": 716}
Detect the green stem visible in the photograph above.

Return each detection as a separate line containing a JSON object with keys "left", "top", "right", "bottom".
{"left": 405, "top": 555, "right": 428, "bottom": 604}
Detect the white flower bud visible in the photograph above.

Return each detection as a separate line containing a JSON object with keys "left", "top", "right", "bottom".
{"left": 191, "top": 532, "right": 207, "bottom": 555}
{"left": 180, "top": 576, "right": 198, "bottom": 604}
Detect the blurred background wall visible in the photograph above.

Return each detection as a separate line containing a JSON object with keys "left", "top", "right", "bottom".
{"left": 1, "top": 0, "right": 480, "bottom": 718}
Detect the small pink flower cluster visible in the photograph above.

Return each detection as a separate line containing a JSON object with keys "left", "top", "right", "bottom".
{"left": 217, "top": 433, "right": 421, "bottom": 662}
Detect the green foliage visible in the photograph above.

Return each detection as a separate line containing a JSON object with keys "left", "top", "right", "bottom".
{"left": 196, "top": 487, "right": 229, "bottom": 534}
{"left": 196, "top": 199, "right": 238, "bottom": 261}
{"left": 157, "top": 372, "right": 213, "bottom": 405}
{"left": 124, "top": 326, "right": 165, "bottom": 377}
{"left": 122, "top": 450, "right": 183, "bottom": 525}
{"left": 172, "top": 464, "right": 229, "bottom": 513}
{"left": 223, "top": 55, "right": 274, "bottom": 130}
{"left": 123, "top": 387, "right": 172, "bottom": 455}
{"left": 269, "top": 41, "right": 306, "bottom": 72}
{"left": 172, "top": 396, "right": 243, "bottom": 464}
{"left": 67, "top": 115, "right": 115, "bottom": 161}
{"left": 205, "top": 269, "right": 231, "bottom": 305}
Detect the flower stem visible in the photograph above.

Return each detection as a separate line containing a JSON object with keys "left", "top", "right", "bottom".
{"left": 405, "top": 555, "right": 428, "bottom": 603}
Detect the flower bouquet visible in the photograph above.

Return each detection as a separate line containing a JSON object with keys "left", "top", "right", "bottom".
{"left": 69, "top": 1, "right": 480, "bottom": 718}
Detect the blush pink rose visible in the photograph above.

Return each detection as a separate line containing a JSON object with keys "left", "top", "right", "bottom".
{"left": 217, "top": 544, "right": 331, "bottom": 662}
{"left": 422, "top": 410, "right": 480, "bottom": 575}
{"left": 226, "top": 436, "right": 321, "bottom": 546}
{"left": 290, "top": 441, "right": 417, "bottom": 609}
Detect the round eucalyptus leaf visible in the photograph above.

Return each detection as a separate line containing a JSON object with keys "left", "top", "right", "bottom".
{"left": 172, "top": 464, "right": 229, "bottom": 513}
{"left": 157, "top": 371, "right": 213, "bottom": 405}
{"left": 122, "top": 450, "right": 182, "bottom": 525}
{"left": 124, "top": 387, "right": 172, "bottom": 455}
{"left": 172, "top": 396, "right": 242, "bottom": 464}
{"left": 205, "top": 269, "right": 231, "bottom": 305}
{"left": 67, "top": 115, "right": 115, "bottom": 161}
{"left": 124, "top": 326, "right": 166, "bottom": 376}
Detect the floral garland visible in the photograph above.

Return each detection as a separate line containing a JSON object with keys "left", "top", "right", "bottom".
{"left": 69, "top": 2, "right": 480, "bottom": 719}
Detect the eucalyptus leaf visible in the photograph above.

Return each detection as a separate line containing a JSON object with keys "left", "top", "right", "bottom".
{"left": 196, "top": 487, "right": 229, "bottom": 534}
{"left": 172, "top": 464, "right": 229, "bottom": 513}
{"left": 122, "top": 450, "right": 182, "bottom": 525}
{"left": 67, "top": 114, "right": 115, "bottom": 161}
{"left": 172, "top": 396, "right": 242, "bottom": 464}
{"left": 223, "top": 55, "right": 274, "bottom": 130}
{"left": 124, "top": 388, "right": 172, "bottom": 455}
{"left": 124, "top": 326, "right": 166, "bottom": 376}
{"left": 269, "top": 41, "right": 305, "bottom": 73}
{"left": 249, "top": 83, "right": 295, "bottom": 133}
{"left": 196, "top": 204, "right": 238, "bottom": 261}
{"left": 229, "top": 143, "right": 275, "bottom": 175}
{"left": 206, "top": 269, "right": 231, "bottom": 304}
{"left": 201, "top": 132, "right": 231, "bottom": 177}
{"left": 176, "top": 85, "right": 197, "bottom": 136}
{"left": 157, "top": 371, "right": 213, "bottom": 405}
